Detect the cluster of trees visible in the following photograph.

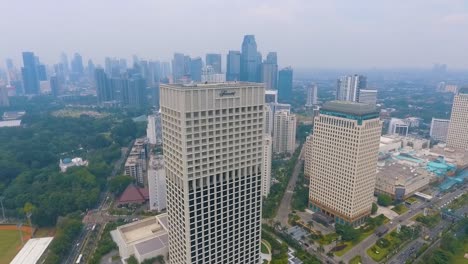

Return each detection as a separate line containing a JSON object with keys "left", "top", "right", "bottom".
{"left": 0, "top": 101, "right": 145, "bottom": 226}
{"left": 88, "top": 220, "right": 125, "bottom": 264}
{"left": 262, "top": 224, "right": 321, "bottom": 264}
{"left": 416, "top": 214, "right": 440, "bottom": 228}
{"left": 44, "top": 215, "right": 83, "bottom": 264}
{"left": 291, "top": 170, "right": 309, "bottom": 212}
{"left": 262, "top": 230, "right": 289, "bottom": 264}
{"left": 263, "top": 148, "right": 301, "bottom": 218}
{"left": 377, "top": 194, "right": 393, "bottom": 206}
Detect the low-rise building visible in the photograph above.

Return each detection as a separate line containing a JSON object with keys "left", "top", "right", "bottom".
{"left": 124, "top": 156, "right": 144, "bottom": 184}
{"left": 375, "top": 159, "right": 433, "bottom": 200}
{"left": 59, "top": 157, "right": 88, "bottom": 172}
{"left": 111, "top": 214, "right": 169, "bottom": 263}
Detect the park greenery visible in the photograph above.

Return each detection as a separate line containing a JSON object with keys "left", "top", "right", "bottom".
{"left": 420, "top": 219, "right": 468, "bottom": 264}
{"left": 415, "top": 214, "right": 441, "bottom": 228}
{"left": 44, "top": 214, "right": 83, "bottom": 264}
{"left": 291, "top": 169, "right": 309, "bottom": 212}
{"left": 371, "top": 203, "right": 378, "bottom": 214}
{"left": 88, "top": 219, "right": 125, "bottom": 264}
{"left": 377, "top": 194, "right": 393, "bottom": 206}
{"left": 0, "top": 96, "right": 145, "bottom": 226}
{"left": 367, "top": 225, "right": 421, "bottom": 262}
{"left": 262, "top": 224, "right": 321, "bottom": 264}
{"left": 392, "top": 204, "right": 409, "bottom": 215}
{"left": 263, "top": 147, "right": 301, "bottom": 218}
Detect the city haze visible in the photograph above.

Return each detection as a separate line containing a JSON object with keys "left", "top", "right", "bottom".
{"left": 1, "top": 0, "right": 468, "bottom": 69}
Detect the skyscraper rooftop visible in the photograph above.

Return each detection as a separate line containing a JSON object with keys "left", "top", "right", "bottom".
{"left": 321, "top": 100, "right": 378, "bottom": 116}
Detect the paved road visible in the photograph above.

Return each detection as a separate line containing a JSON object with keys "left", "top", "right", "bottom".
{"left": 275, "top": 147, "right": 305, "bottom": 228}
{"left": 341, "top": 187, "right": 467, "bottom": 263}
{"left": 65, "top": 144, "right": 131, "bottom": 264}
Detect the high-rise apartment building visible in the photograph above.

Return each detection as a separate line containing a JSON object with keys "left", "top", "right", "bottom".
{"left": 0, "top": 86, "right": 9, "bottom": 107}
{"left": 160, "top": 82, "right": 264, "bottom": 264}
{"left": 278, "top": 67, "right": 293, "bottom": 102}
{"left": 263, "top": 104, "right": 274, "bottom": 135}
{"left": 148, "top": 155, "right": 167, "bottom": 212}
{"left": 430, "top": 118, "right": 450, "bottom": 142}
{"left": 261, "top": 52, "right": 278, "bottom": 90}
{"left": 305, "top": 84, "right": 318, "bottom": 107}
{"left": 190, "top": 57, "right": 203, "bottom": 82}
{"left": 50, "top": 75, "right": 60, "bottom": 97}
{"left": 357, "top": 89, "right": 377, "bottom": 105}
{"left": 265, "top": 90, "right": 278, "bottom": 104}
{"left": 226, "top": 51, "right": 241, "bottom": 81}
{"left": 172, "top": 53, "right": 186, "bottom": 83}
{"left": 21, "top": 52, "right": 40, "bottom": 94}
{"left": 273, "top": 110, "right": 296, "bottom": 154}
{"left": 128, "top": 74, "right": 147, "bottom": 108}
{"left": 308, "top": 101, "right": 381, "bottom": 226}
{"left": 240, "top": 35, "right": 259, "bottom": 82}
{"left": 446, "top": 89, "right": 468, "bottom": 149}
{"left": 262, "top": 135, "right": 272, "bottom": 197}
{"left": 95, "top": 68, "right": 112, "bottom": 103}
{"left": 206, "top": 54, "right": 222, "bottom": 74}
{"left": 336, "top": 74, "right": 367, "bottom": 102}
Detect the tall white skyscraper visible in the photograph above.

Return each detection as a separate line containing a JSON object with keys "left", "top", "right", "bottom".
{"left": 273, "top": 110, "right": 296, "bottom": 154}
{"left": 430, "top": 118, "right": 450, "bottom": 142}
{"left": 447, "top": 89, "right": 468, "bottom": 149}
{"left": 148, "top": 155, "right": 167, "bottom": 211}
{"left": 305, "top": 84, "right": 318, "bottom": 107}
{"left": 147, "top": 113, "right": 163, "bottom": 145}
{"left": 336, "top": 74, "right": 367, "bottom": 102}
{"left": 308, "top": 101, "right": 381, "bottom": 226}
{"left": 160, "top": 82, "right": 264, "bottom": 264}
{"left": 262, "top": 135, "right": 272, "bottom": 196}
{"left": 263, "top": 104, "right": 274, "bottom": 135}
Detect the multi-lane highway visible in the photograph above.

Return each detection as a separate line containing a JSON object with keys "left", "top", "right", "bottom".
{"left": 341, "top": 186, "right": 467, "bottom": 264}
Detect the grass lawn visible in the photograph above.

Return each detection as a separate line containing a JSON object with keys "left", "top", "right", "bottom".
{"left": 349, "top": 255, "right": 362, "bottom": 264}
{"left": 261, "top": 241, "right": 270, "bottom": 254}
{"left": 0, "top": 229, "right": 28, "bottom": 264}
{"left": 406, "top": 197, "right": 418, "bottom": 204}
{"left": 367, "top": 246, "right": 390, "bottom": 262}
{"left": 451, "top": 240, "right": 468, "bottom": 263}
{"left": 392, "top": 204, "right": 409, "bottom": 215}
{"left": 333, "top": 215, "right": 390, "bottom": 257}
{"left": 318, "top": 233, "right": 339, "bottom": 245}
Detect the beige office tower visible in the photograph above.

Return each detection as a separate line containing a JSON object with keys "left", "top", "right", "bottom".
{"left": 160, "top": 83, "right": 264, "bottom": 264}
{"left": 308, "top": 101, "right": 381, "bottom": 226}
{"left": 447, "top": 89, "right": 468, "bottom": 149}
{"left": 273, "top": 110, "right": 296, "bottom": 154}
{"left": 303, "top": 135, "right": 313, "bottom": 179}
{"left": 262, "top": 135, "right": 272, "bottom": 196}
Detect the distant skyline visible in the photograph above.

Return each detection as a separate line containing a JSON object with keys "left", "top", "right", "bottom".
{"left": 2, "top": 0, "right": 468, "bottom": 69}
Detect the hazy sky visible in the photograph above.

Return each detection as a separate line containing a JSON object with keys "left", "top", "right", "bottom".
{"left": 2, "top": 0, "right": 468, "bottom": 69}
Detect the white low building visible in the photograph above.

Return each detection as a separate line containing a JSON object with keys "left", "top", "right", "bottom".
{"left": 59, "top": 157, "right": 88, "bottom": 172}
{"left": 147, "top": 155, "right": 167, "bottom": 211}
{"left": 111, "top": 214, "right": 169, "bottom": 263}
{"left": 11, "top": 237, "right": 54, "bottom": 264}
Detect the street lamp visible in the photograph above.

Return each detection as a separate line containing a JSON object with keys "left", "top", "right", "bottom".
{"left": 0, "top": 196, "right": 5, "bottom": 223}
